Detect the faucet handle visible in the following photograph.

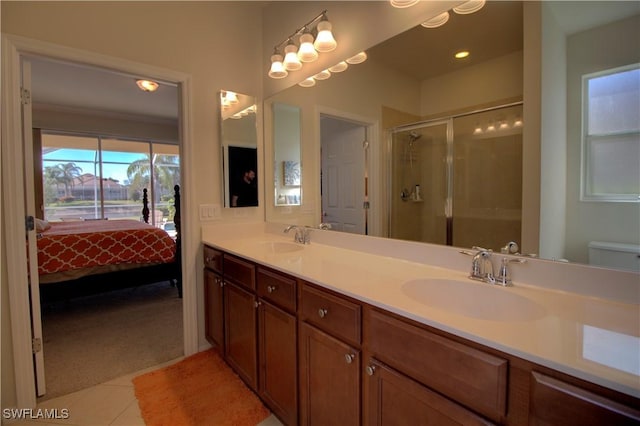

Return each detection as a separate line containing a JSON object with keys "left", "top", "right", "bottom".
{"left": 496, "top": 257, "right": 527, "bottom": 286}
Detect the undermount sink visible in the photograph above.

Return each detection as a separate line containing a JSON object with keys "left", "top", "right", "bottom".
{"left": 402, "top": 278, "right": 546, "bottom": 322}
{"left": 257, "top": 241, "right": 304, "bottom": 254}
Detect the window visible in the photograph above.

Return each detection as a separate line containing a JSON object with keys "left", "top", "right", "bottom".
{"left": 582, "top": 64, "right": 640, "bottom": 202}
{"left": 42, "top": 132, "right": 180, "bottom": 225}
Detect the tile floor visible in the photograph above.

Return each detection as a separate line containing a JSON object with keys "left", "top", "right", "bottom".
{"left": 11, "top": 358, "right": 283, "bottom": 426}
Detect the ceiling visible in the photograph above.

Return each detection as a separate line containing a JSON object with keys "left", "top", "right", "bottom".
{"left": 28, "top": 1, "right": 639, "bottom": 119}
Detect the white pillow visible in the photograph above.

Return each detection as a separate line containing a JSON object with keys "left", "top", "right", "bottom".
{"left": 35, "top": 218, "right": 51, "bottom": 232}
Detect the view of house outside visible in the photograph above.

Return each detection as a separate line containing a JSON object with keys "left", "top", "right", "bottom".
{"left": 42, "top": 133, "right": 180, "bottom": 226}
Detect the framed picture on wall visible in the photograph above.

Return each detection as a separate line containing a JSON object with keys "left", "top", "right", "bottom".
{"left": 283, "top": 160, "right": 301, "bottom": 186}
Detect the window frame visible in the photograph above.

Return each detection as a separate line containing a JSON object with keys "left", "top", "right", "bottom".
{"left": 580, "top": 63, "right": 640, "bottom": 203}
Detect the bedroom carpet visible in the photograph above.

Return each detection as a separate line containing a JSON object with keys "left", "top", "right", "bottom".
{"left": 39, "top": 281, "right": 183, "bottom": 401}
{"left": 133, "top": 349, "right": 270, "bottom": 426}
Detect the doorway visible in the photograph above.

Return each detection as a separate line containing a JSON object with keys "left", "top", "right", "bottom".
{"left": 320, "top": 114, "right": 369, "bottom": 234}
{"left": 2, "top": 35, "right": 195, "bottom": 408}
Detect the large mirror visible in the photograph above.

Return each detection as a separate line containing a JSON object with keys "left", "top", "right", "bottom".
{"left": 220, "top": 90, "right": 258, "bottom": 208}
{"left": 264, "top": 1, "right": 640, "bottom": 271}
{"left": 272, "top": 103, "right": 302, "bottom": 206}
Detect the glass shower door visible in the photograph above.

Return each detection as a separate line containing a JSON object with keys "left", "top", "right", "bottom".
{"left": 389, "top": 121, "right": 450, "bottom": 244}
{"left": 451, "top": 104, "right": 523, "bottom": 251}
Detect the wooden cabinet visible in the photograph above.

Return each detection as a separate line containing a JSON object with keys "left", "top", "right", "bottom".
{"left": 257, "top": 267, "right": 298, "bottom": 426}
{"left": 299, "top": 282, "right": 361, "bottom": 426}
{"left": 204, "top": 268, "right": 224, "bottom": 351}
{"left": 299, "top": 322, "right": 361, "bottom": 426}
{"left": 364, "top": 359, "right": 494, "bottom": 426}
{"left": 224, "top": 280, "right": 258, "bottom": 389}
{"left": 529, "top": 371, "right": 640, "bottom": 426}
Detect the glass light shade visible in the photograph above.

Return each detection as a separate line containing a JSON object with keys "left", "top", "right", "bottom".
{"left": 298, "top": 33, "right": 318, "bottom": 62}
{"left": 283, "top": 44, "right": 302, "bottom": 71}
{"left": 298, "top": 77, "right": 316, "bottom": 87}
{"left": 389, "top": 0, "right": 419, "bottom": 8}
{"left": 346, "top": 51, "right": 367, "bottom": 64}
{"left": 421, "top": 11, "right": 450, "bottom": 28}
{"left": 313, "top": 69, "right": 331, "bottom": 80}
{"left": 328, "top": 61, "right": 348, "bottom": 73}
{"left": 453, "top": 0, "right": 486, "bottom": 15}
{"left": 268, "top": 54, "right": 288, "bottom": 79}
{"left": 136, "top": 79, "right": 159, "bottom": 92}
{"left": 314, "top": 20, "right": 337, "bottom": 52}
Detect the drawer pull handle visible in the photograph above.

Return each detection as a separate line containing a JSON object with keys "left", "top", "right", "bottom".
{"left": 267, "top": 285, "right": 277, "bottom": 293}
{"left": 345, "top": 354, "right": 355, "bottom": 364}
{"left": 365, "top": 365, "right": 376, "bottom": 376}
{"left": 318, "top": 308, "right": 328, "bottom": 318}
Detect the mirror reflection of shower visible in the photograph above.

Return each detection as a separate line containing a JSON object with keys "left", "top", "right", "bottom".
{"left": 400, "top": 131, "right": 423, "bottom": 202}
{"left": 389, "top": 102, "right": 523, "bottom": 251}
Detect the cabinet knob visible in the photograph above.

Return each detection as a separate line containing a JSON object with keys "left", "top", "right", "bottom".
{"left": 365, "top": 365, "right": 376, "bottom": 376}
{"left": 205, "top": 256, "right": 212, "bottom": 264}
{"left": 219, "top": 279, "right": 225, "bottom": 287}
{"left": 318, "top": 308, "right": 328, "bottom": 318}
{"left": 267, "top": 285, "right": 277, "bottom": 293}
{"left": 254, "top": 300, "right": 262, "bottom": 308}
{"left": 345, "top": 354, "right": 355, "bottom": 364}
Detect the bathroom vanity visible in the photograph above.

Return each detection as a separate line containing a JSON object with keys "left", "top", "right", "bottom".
{"left": 202, "top": 223, "right": 639, "bottom": 425}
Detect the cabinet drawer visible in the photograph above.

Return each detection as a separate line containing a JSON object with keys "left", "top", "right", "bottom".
{"left": 300, "top": 283, "right": 361, "bottom": 346}
{"left": 366, "top": 308, "right": 507, "bottom": 423}
{"left": 223, "top": 254, "right": 256, "bottom": 290}
{"left": 203, "top": 245, "right": 223, "bottom": 274}
{"left": 257, "top": 267, "right": 297, "bottom": 312}
{"left": 530, "top": 372, "right": 640, "bottom": 426}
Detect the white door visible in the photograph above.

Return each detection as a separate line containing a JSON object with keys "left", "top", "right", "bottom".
{"left": 321, "top": 116, "right": 366, "bottom": 234}
{"left": 21, "top": 58, "right": 47, "bottom": 396}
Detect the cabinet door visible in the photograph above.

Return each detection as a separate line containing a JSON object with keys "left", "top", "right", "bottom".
{"left": 204, "top": 269, "right": 225, "bottom": 351}
{"left": 224, "top": 281, "right": 258, "bottom": 390}
{"left": 299, "top": 322, "right": 360, "bottom": 426}
{"left": 364, "top": 359, "right": 494, "bottom": 426}
{"left": 259, "top": 300, "right": 297, "bottom": 425}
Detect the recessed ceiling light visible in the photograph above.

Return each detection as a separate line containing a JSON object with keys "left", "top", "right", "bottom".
{"left": 136, "top": 79, "right": 159, "bottom": 92}
{"left": 454, "top": 51, "right": 470, "bottom": 59}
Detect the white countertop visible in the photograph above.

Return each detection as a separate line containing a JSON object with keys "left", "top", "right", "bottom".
{"left": 202, "top": 223, "right": 640, "bottom": 398}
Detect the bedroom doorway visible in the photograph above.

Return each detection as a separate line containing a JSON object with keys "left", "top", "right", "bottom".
{"left": 12, "top": 48, "right": 188, "bottom": 400}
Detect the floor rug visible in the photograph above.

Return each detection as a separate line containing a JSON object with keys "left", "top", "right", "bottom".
{"left": 133, "top": 349, "right": 270, "bottom": 426}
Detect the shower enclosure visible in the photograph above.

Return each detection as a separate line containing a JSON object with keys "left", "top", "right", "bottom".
{"left": 389, "top": 103, "right": 523, "bottom": 252}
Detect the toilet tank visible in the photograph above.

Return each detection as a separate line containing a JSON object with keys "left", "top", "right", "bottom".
{"left": 588, "top": 241, "right": 640, "bottom": 272}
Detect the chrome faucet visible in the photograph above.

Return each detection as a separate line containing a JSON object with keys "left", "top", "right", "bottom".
{"left": 318, "top": 223, "right": 332, "bottom": 230}
{"left": 496, "top": 257, "right": 527, "bottom": 286}
{"left": 460, "top": 247, "right": 495, "bottom": 284}
{"left": 284, "top": 225, "right": 310, "bottom": 244}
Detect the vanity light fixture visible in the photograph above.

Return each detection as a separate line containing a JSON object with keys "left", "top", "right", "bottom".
{"left": 298, "top": 76, "right": 317, "bottom": 87}
{"left": 455, "top": 50, "right": 470, "bottom": 59}
{"left": 267, "top": 10, "right": 337, "bottom": 79}
{"left": 328, "top": 61, "right": 349, "bottom": 73}
{"left": 136, "top": 79, "right": 159, "bottom": 92}
{"left": 421, "top": 11, "right": 450, "bottom": 28}
{"left": 453, "top": 0, "right": 486, "bottom": 15}
{"left": 389, "top": 0, "right": 419, "bottom": 8}
{"left": 346, "top": 51, "right": 367, "bottom": 64}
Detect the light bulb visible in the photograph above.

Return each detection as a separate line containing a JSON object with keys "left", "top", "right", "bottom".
{"left": 298, "top": 77, "right": 316, "bottom": 87}
{"left": 314, "top": 19, "right": 337, "bottom": 52}
{"left": 328, "top": 61, "right": 348, "bottom": 73}
{"left": 421, "top": 12, "right": 450, "bottom": 28}
{"left": 389, "top": 0, "right": 419, "bottom": 8}
{"left": 313, "top": 69, "right": 331, "bottom": 80}
{"left": 283, "top": 43, "right": 302, "bottom": 71}
{"left": 346, "top": 51, "right": 367, "bottom": 64}
{"left": 136, "top": 79, "right": 159, "bottom": 92}
{"left": 453, "top": 0, "right": 486, "bottom": 15}
{"left": 268, "top": 54, "right": 288, "bottom": 79}
{"left": 297, "top": 33, "right": 318, "bottom": 62}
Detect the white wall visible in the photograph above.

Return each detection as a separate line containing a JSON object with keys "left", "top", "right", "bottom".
{"left": 1, "top": 0, "right": 263, "bottom": 408}
{"left": 565, "top": 14, "right": 640, "bottom": 264}
{"left": 539, "top": 3, "right": 567, "bottom": 261}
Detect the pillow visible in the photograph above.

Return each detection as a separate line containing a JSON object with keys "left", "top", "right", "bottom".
{"left": 35, "top": 218, "right": 51, "bottom": 232}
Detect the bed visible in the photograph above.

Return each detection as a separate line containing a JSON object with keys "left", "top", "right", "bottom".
{"left": 37, "top": 185, "right": 182, "bottom": 300}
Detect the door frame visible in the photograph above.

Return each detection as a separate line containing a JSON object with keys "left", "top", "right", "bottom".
{"left": 1, "top": 34, "right": 198, "bottom": 408}
{"left": 315, "top": 106, "right": 380, "bottom": 236}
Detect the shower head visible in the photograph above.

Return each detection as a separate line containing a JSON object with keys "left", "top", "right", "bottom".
{"left": 409, "top": 131, "right": 422, "bottom": 141}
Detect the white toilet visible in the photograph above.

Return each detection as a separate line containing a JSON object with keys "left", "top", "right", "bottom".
{"left": 588, "top": 241, "right": 640, "bottom": 272}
